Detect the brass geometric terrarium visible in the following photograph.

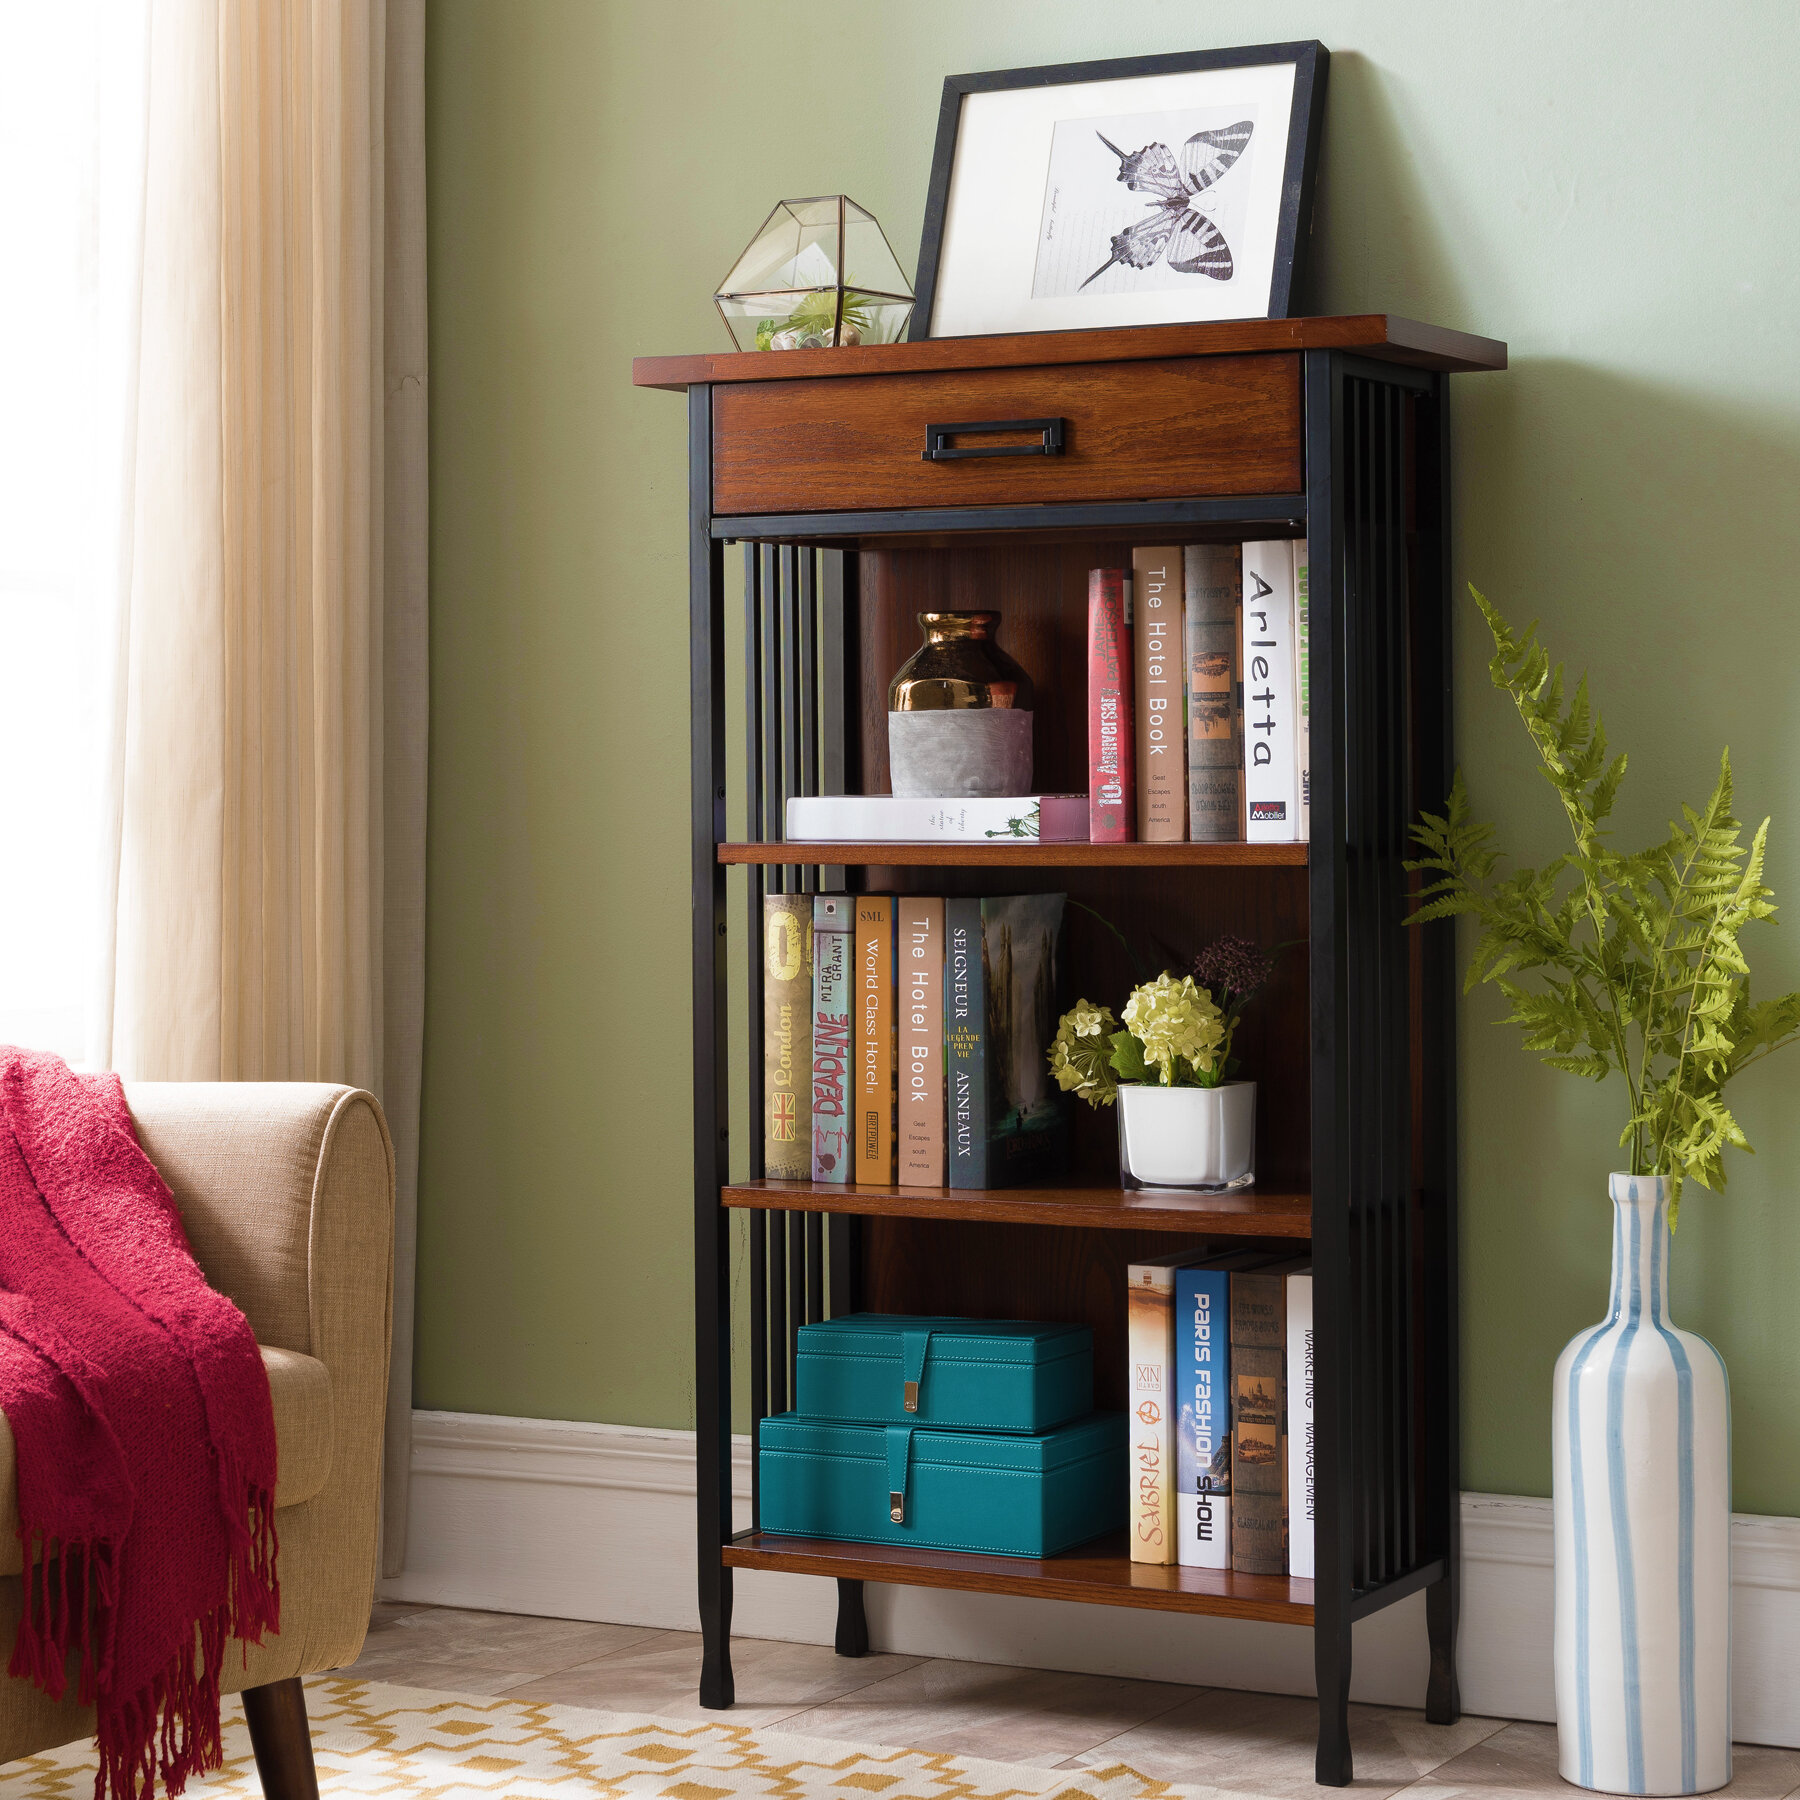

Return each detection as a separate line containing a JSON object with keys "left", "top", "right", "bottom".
{"left": 715, "top": 195, "right": 914, "bottom": 351}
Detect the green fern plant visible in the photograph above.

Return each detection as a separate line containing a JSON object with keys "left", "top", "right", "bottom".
{"left": 1406, "top": 587, "right": 1800, "bottom": 1221}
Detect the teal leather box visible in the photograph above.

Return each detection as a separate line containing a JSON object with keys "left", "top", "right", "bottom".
{"left": 794, "top": 1313, "right": 1092, "bottom": 1433}
{"left": 757, "top": 1411, "right": 1126, "bottom": 1558}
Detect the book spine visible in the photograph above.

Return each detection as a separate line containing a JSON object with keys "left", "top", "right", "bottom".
{"left": 1087, "top": 568, "right": 1135, "bottom": 842}
{"left": 1242, "top": 541, "right": 1298, "bottom": 843}
{"left": 810, "top": 895, "right": 853, "bottom": 1182}
{"left": 944, "top": 897, "right": 986, "bottom": 1189}
{"left": 897, "top": 896, "right": 945, "bottom": 1186}
{"left": 1183, "top": 544, "right": 1242, "bottom": 843}
{"left": 761, "top": 895, "right": 812, "bottom": 1180}
{"left": 786, "top": 794, "right": 1086, "bottom": 843}
{"left": 1127, "top": 1260, "right": 1177, "bottom": 1565}
{"left": 1287, "top": 1270, "right": 1316, "bottom": 1579}
{"left": 1175, "top": 1265, "right": 1232, "bottom": 1569}
{"left": 854, "top": 898, "right": 895, "bottom": 1184}
{"left": 1132, "top": 546, "right": 1185, "bottom": 842}
{"left": 1231, "top": 1267, "right": 1288, "bottom": 1574}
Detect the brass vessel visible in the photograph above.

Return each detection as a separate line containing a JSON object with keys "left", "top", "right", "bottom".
{"left": 887, "top": 612, "right": 1034, "bottom": 712}
{"left": 886, "top": 613, "right": 1035, "bottom": 799}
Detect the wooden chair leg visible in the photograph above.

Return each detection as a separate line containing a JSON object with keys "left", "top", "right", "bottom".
{"left": 241, "top": 1677, "right": 320, "bottom": 1800}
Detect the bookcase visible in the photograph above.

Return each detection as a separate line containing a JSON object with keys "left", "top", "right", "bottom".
{"left": 633, "top": 314, "right": 1507, "bottom": 1785}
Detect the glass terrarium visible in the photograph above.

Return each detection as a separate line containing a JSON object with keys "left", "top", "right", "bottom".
{"left": 715, "top": 196, "right": 914, "bottom": 351}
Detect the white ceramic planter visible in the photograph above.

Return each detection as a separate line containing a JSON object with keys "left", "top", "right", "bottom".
{"left": 1553, "top": 1173, "right": 1732, "bottom": 1795}
{"left": 1116, "top": 1081, "right": 1254, "bottom": 1189}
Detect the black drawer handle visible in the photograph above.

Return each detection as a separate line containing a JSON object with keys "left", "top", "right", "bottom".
{"left": 921, "top": 417, "right": 1066, "bottom": 461}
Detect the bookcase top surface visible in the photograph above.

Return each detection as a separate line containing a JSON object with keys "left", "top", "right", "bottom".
{"left": 633, "top": 314, "right": 1507, "bottom": 391}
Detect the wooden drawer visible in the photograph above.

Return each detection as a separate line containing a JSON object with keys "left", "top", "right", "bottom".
{"left": 710, "top": 353, "right": 1303, "bottom": 516}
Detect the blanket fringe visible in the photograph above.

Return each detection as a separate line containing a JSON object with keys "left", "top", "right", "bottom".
{"left": 8, "top": 1529, "right": 120, "bottom": 1704}
{"left": 94, "top": 1601, "right": 232, "bottom": 1800}
{"left": 9, "top": 1481, "right": 278, "bottom": 1800}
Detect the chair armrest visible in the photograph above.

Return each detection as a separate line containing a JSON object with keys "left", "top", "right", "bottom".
{"left": 124, "top": 1082, "right": 395, "bottom": 1677}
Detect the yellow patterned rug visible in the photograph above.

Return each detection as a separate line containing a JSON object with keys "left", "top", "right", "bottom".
{"left": 9, "top": 1677, "right": 1220, "bottom": 1799}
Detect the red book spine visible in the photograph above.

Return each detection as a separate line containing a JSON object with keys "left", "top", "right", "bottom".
{"left": 1088, "top": 568, "right": 1136, "bottom": 842}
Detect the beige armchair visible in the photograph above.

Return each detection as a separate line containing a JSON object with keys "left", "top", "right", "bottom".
{"left": 0, "top": 1083, "right": 395, "bottom": 1799}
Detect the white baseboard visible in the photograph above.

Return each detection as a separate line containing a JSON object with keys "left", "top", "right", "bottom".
{"left": 379, "top": 1411, "right": 1800, "bottom": 1747}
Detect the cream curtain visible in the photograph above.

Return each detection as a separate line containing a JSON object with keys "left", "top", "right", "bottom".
{"left": 92, "top": 0, "right": 427, "bottom": 1572}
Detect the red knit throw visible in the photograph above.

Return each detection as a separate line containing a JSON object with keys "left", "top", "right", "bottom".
{"left": 0, "top": 1049, "right": 279, "bottom": 1800}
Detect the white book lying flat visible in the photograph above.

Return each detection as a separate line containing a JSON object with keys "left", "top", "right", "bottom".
{"left": 785, "top": 794, "right": 1089, "bottom": 843}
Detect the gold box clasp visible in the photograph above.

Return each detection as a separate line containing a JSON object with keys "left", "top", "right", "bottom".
{"left": 889, "top": 1491, "right": 905, "bottom": 1523}
{"left": 903, "top": 1380, "right": 919, "bottom": 1413}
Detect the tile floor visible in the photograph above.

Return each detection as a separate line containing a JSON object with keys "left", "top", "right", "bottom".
{"left": 344, "top": 1603, "right": 1800, "bottom": 1797}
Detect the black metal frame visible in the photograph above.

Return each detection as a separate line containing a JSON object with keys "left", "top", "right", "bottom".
{"left": 687, "top": 348, "right": 1460, "bottom": 1780}
{"left": 910, "top": 41, "right": 1330, "bottom": 338}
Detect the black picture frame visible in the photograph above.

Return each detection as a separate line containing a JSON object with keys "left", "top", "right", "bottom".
{"left": 910, "top": 41, "right": 1329, "bottom": 341}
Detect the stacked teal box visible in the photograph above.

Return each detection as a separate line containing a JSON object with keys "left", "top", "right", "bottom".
{"left": 758, "top": 1312, "right": 1126, "bottom": 1559}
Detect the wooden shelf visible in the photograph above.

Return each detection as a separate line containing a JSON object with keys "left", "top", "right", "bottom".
{"left": 634, "top": 314, "right": 1508, "bottom": 390}
{"left": 723, "top": 1178, "right": 1311, "bottom": 1237}
{"left": 723, "top": 1529, "right": 1314, "bottom": 1623}
{"left": 718, "top": 840, "right": 1307, "bottom": 868}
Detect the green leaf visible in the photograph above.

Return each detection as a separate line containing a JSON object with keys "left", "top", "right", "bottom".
{"left": 1108, "top": 1030, "right": 1149, "bottom": 1085}
{"left": 1402, "top": 588, "right": 1799, "bottom": 1215}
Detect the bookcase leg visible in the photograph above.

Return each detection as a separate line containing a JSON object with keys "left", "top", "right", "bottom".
{"left": 699, "top": 1566, "right": 735, "bottom": 1709}
{"left": 1313, "top": 1613, "right": 1354, "bottom": 1786}
{"left": 1425, "top": 1573, "right": 1461, "bottom": 1724}
{"left": 834, "top": 1578, "right": 869, "bottom": 1657}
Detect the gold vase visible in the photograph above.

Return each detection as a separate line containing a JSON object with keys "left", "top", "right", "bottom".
{"left": 887, "top": 612, "right": 1034, "bottom": 798}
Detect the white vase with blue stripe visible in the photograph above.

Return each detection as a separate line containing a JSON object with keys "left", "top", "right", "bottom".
{"left": 1554, "top": 1173, "right": 1731, "bottom": 1795}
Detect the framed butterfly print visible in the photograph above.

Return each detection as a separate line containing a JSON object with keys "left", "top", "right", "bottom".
{"left": 911, "top": 43, "right": 1329, "bottom": 340}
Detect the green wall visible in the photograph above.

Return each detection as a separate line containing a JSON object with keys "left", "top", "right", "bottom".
{"left": 420, "top": 0, "right": 1800, "bottom": 1513}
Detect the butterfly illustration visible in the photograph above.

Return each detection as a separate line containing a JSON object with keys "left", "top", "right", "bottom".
{"left": 1080, "top": 121, "right": 1253, "bottom": 289}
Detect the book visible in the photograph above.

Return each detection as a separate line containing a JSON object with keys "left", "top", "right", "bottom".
{"left": 811, "top": 895, "right": 853, "bottom": 1183}
{"left": 1086, "top": 569, "right": 1134, "bottom": 842}
{"left": 1286, "top": 1267, "right": 1316, "bottom": 1579}
{"left": 1174, "top": 1248, "right": 1271, "bottom": 1569}
{"left": 761, "top": 895, "right": 812, "bottom": 1180}
{"left": 1131, "top": 545, "right": 1186, "bottom": 842}
{"left": 1230, "top": 1258, "right": 1307, "bottom": 1573}
{"left": 1293, "top": 539, "right": 1311, "bottom": 843}
{"left": 854, "top": 897, "right": 895, "bottom": 1184}
{"left": 786, "top": 794, "right": 1088, "bottom": 844}
{"left": 1183, "top": 544, "right": 1241, "bottom": 843}
{"left": 897, "top": 895, "right": 945, "bottom": 1186}
{"left": 1128, "top": 1251, "right": 1196, "bottom": 1565}
{"left": 944, "top": 897, "right": 986, "bottom": 1189}
{"left": 1242, "top": 540, "right": 1300, "bottom": 844}
{"left": 978, "top": 893, "right": 1068, "bottom": 1186}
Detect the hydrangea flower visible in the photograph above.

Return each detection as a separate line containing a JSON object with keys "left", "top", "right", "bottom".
{"left": 1047, "top": 1000, "right": 1120, "bottom": 1105}
{"left": 1122, "top": 972, "right": 1224, "bottom": 1084}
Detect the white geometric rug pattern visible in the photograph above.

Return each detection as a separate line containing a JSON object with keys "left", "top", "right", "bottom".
{"left": 9, "top": 1677, "right": 1239, "bottom": 1799}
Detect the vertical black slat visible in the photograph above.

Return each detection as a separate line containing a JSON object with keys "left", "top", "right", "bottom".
{"left": 1385, "top": 382, "right": 1406, "bottom": 1587}
{"left": 779, "top": 544, "right": 802, "bottom": 840}
{"left": 788, "top": 1201, "right": 807, "bottom": 1395}
{"left": 806, "top": 1213, "right": 825, "bottom": 1323}
{"left": 1389, "top": 383, "right": 1418, "bottom": 1576}
{"left": 820, "top": 550, "right": 855, "bottom": 1315}
{"left": 1370, "top": 376, "right": 1396, "bottom": 1591}
{"left": 1343, "top": 375, "right": 1364, "bottom": 1594}
{"left": 767, "top": 1209, "right": 789, "bottom": 1414}
{"left": 1347, "top": 373, "right": 1373, "bottom": 1595}
{"left": 798, "top": 550, "right": 820, "bottom": 900}
{"left": 1420, "top": 372, "right": 1464, "bottom": 1725}
{"left": 820, "top": 549, "right": 854, "bottom": 894}
{"left": 760, "top": 544, "right": 783, "bottom": 892}
{"left": 748, "top": 1208, "right": 767, "bottom": 1526}
{"left": 1306, "top": 350, "right": 1354, "bottom": 1788}
{"left": 689, "top": 386, "right": 734, "bottom": 1709}
{"left": 744, "top": 547, "right": 766, "bottom": 1181}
